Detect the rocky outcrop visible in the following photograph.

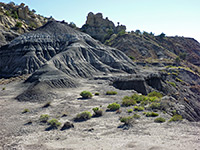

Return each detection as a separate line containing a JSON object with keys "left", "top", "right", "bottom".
{"left": 106, "top": 32, "right": 200, "bottom": 68}
{"left": 113, "top": 67, "right": 200, "bottom": 121}
{"left": 113, "top": 72, "right": 166, "bottom": 95}
{"left": 81, "top": 12, "right": 126, "bottom": 43}
{"left": 0, "top": 2, "right": 52, "bottom": 46}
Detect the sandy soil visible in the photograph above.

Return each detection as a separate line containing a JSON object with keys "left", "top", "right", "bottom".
{"left": 0, "top": 77, "right": 200, "bottom": 150}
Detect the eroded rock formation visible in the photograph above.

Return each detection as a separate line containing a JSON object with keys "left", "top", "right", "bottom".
{"left": 0, "top": 2, "right": 52, "bottom": 46}
{"left": 81, "top": 12, "right": 126, "bottom": 43}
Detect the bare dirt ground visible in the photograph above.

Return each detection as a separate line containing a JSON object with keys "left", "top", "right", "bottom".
{"left": 0, "top": 76, "right": 200, "bottom": 150}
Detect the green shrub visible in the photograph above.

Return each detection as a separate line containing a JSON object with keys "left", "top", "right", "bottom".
{"left": 2, "top": 87, "right": 6, "bottom": 91}
{"left": 39, "top": 114, "right": 49, "bottom": 123}
{"left": 74, "top": 111, "right": 92, "bottom": 121}
{"left": 133, "top": 114, "right": 141, "bottom": 119}
{"left": 134, "top": 106, "right": 144, "bottom": 111}
{"left": 120, "top": 116, "right": 134, "bottom": 125}
{"left": 146, "top": 112, "right": 159, "bottom": 117}
{"left": 127, "top": 109, "right": 133, "bottom": 113}
{"left": 154, "top": 117, "right": 166, "bottom": 123}
{"left": 107, "top": 103, "right": 120, "bottom": 111}
{"left": 80, "top": 91, "right": 93, "bottom": 99}
{"left": 148, "top": 97, "right": 158, "bottom": 102}
{"left": 22, "top": 108, "right": 30, "bottom": 113}
{"left": 92, "top": 107, "right": 103, "bottom": 117}
{"left": 95, "top": 92, "right": 100, "bottom": 96}
{"left": 169, "top": 114, "right": 183, "bottom": 122}
{"left": 15, "top": 22, "right": 22, "bottom": 28}
{"left": 131, "top": 94, "right": 145, "bottom": 103}
{"left": 106, "top": 91, "right": 117, "bottom": 95}
{"left": 148, "top": 102, "right": 161, "bottom": 110}
{"left": 122, "top": 96, "right": 136, "bottom": 106}
{"left": 147, "top": 91, "right": 163, "bottom": 98}
{"left": 48, "top": 119, "right": 61, "bottom": 128}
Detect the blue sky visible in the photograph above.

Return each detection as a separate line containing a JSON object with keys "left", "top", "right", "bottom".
{"left": 2, "top": 0, "right": 200, "bottom": 42}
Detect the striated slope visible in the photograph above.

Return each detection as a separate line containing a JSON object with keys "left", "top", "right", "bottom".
{"left": 0, "top": 20, "right": 136, "bottom": 101}
{"left": 0, "top": 21, "right": 136, "bottom": 79}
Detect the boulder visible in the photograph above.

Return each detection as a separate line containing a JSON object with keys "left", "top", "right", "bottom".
{"left": 61, "top": 121, "right": 74, "bottom": 130}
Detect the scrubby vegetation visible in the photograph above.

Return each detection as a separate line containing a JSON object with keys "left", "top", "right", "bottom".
{"left": 80, "top": 91, "right": 93, "bottom": 99}
{"left": 147, "top": 91, "right": 163, "bottom": 98}
{"left": 120, "top": 116, "right": 134, "bottom": 125}
{"left": 39, "top": 114, "right": 49, "bottom": 123}
{"left": 145, "top": 112, "right": 159, "bottom": 117}
{"left": 107, "top": 103, "right": 120, "bottom": 111}
{"left": 148, "top": 102, "right": 161, "bottom": 110}
{"left": 134, "top": 106, "right": 144, "bottom": 111}
{"left": 122, "top": 93, "right": 161, "bottom": 107}
{"left": 127, "top": 108, "right": 133, "bottom": 113}
{"left": 154, "top": 117, "right": 166, "bottom": 123}
{"left": 122, "top": 96, "right": 136, "bottom": 106}
{"left": 133, "top": 113, "right": 141, "bottom": 119}
{"left": 169, "top": 114, "right": 183, "bottom": 122}
{"left": 48, "top": 119, "right": 61, "bottom": 129}
{"left": 92, "top": 107, "right": 103, "bottom": 117}
{"left": 74, "top": 111, "right": 92, "bottom": 121}
{"left": 106, "top": 91, "right": 117, "bottom": 95}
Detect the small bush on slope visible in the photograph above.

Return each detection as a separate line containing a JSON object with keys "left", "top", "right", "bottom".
{"left": 74, "top": 111, "right": 92, "bottom": 121}
{"left": 80, "top": 91, "right": 93, "bottom": 99}
{"left": 107, "top": 103, "right": 120, "bottom": 111}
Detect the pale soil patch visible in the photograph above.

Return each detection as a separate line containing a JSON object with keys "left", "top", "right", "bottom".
{"left": 0, "top": 78, "right": 200, "bottom": 150}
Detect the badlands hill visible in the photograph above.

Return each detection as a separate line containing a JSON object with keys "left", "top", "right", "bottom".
{"left": 0, "top": 4, "right": 200, "bottom": 150}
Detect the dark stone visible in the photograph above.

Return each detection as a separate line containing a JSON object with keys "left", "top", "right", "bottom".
{"left": 61, "top": 121, "right": 74, "bottom": 130}
{"left": 113, "top": 77, "right": 149, "bottom": 95}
